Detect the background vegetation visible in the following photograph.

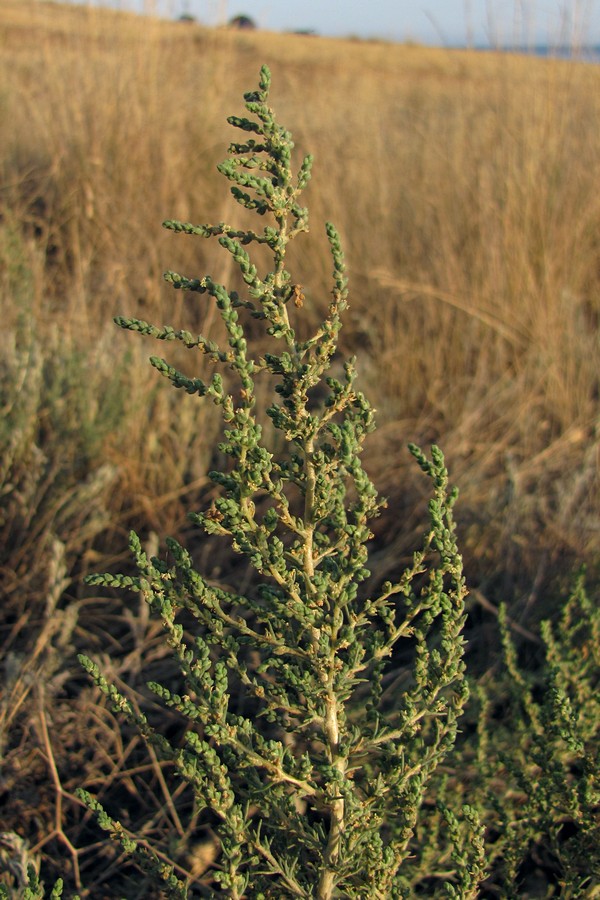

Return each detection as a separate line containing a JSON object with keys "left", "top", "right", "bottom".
{"left": 0, "top": 2, "right": 598, "bottom": 895}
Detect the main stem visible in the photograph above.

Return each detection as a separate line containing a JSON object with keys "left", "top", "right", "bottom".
{"left": 302, "top": 433, "right": 346, "bottom": 897}
{"left": 317, "top": 690, "right": 346, "bottom": 899}
{"left": 280, "top": 202, "right": 348, "bottom": 896}
{"left": 303, "top": 437, "right": 316, "bottom": 580}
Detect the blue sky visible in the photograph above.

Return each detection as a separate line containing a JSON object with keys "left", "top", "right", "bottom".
{"left": 171, "top": 0, "right": 600, "bottom": 45}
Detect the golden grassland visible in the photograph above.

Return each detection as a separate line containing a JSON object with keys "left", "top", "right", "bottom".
{"left": 0, "top": 1, "right": 599, "bottom": 893}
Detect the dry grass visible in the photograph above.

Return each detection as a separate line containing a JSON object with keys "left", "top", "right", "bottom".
{"left": 1, "top": 1, "right": 599, "bottom": 894}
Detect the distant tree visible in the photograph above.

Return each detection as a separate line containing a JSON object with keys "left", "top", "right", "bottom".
{"left": 178, "top": 0, "right": 195, "bottom": 23}
{"left": 229, "top": 14, "right": 256, "bottom": 30}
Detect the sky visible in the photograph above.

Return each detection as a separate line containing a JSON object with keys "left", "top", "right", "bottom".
{"left": 159, "top": 0, "right": 600, "bottom": 46}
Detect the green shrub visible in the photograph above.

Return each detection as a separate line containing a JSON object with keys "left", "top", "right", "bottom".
{"left": 0, "top": 865, "right": 69, "bottom": 900}
{"left": 78, "top": 66, "right": 482, "bottom": 898}
{"left": 472, "top": 574, "right": 600, "bottom": 898}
